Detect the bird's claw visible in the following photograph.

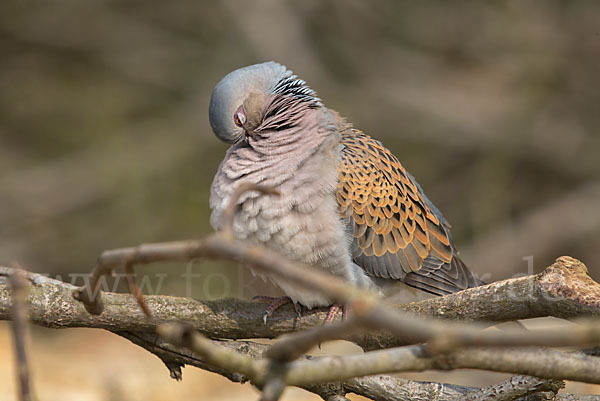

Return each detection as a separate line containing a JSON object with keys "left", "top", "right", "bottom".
{"left": 253, "top": 296, "right": 293, "bottom": 325}
{"left": 293, "top": 302, "right": 303, "bottom": 318}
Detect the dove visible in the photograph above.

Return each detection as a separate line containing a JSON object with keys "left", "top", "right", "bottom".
{"left": 208, "top": 62, "right": 482, "bottom": 321}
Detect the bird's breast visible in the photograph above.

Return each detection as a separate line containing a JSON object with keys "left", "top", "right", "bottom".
{"left": 209, "top": 135, "right": 358, "bottom": 306}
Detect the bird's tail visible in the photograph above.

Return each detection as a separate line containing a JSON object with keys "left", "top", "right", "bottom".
{"left": 403, "top": 255, "right": 484, "bottom": 296}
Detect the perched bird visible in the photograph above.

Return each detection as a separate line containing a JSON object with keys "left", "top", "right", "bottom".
{"left": 209, "top": 62, "right": 482, "bottom": 320}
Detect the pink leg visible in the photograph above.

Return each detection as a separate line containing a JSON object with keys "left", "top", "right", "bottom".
{"left": 322, "top": 304, "right": 350, "bottom": 324}
{"left": 323, "top": 304, "right": 340, "bottom": 324}
{"left": 253, "top": 296, "right": 296, "bottom": 324}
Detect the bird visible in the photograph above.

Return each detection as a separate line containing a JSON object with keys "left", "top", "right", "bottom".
{"left": 208, "top": 62, "right": 483, "bottom": 321}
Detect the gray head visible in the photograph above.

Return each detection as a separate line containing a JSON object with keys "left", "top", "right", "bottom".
{"left": 208, "top": 62, "right": 320, "bottom": 144}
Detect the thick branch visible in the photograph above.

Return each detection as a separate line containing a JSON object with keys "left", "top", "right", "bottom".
{"left": 70, "top": 218, "right": 600, "bottom": 355}
{"left": 464, "top": 375, "right": 563, "bottom": 401}
{"left": 3, "top": 257, "right": 600, "bottom": 352}
{"left": 339, "top": 376, "right": 472, "bottom": 401}
{"left": 3, "top": 265, "right": 599, "bottom": 399}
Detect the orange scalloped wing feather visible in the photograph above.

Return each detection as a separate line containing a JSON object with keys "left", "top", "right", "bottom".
{"left": 337, "top": 129, "right": 455, "bottom": 280}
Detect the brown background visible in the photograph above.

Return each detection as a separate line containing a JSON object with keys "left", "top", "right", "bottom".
{"left": 1, "top": 1, "right": 599, "bottom": 399}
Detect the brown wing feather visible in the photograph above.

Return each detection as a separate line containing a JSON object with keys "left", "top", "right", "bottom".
{"left": 336, "top": 120, "right": 480, "bottom": 294}
{"left": 404, "top": 255, "right": 485, "bottom": 294}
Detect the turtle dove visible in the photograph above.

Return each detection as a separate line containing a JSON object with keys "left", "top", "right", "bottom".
{"left": 208, "top": 62, "right": 482, "bottom": 319}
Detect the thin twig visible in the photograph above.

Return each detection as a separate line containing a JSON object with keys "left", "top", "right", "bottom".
{"left": 120, "top": 331, "right": 480, "bottom": 401}
{"left": 158, "top": 321, "right": 600, "bottom": 386}
{"left": 264, "top": 318, "right": 362, "bottom": 362}
{"left": 9, "top": 268, "right": 34, "bottom": 401}
{"left": 72, "top": 261, "right": 110, "bottom": 315}
{"left": 283, "top": 346, "right": 600, "bottom": 386}
{"left": 117, "top": 331, "right": 260, "bottom": 383}
{"left": 119, "top": 329, "right": 577, "bottom": 401}
{"left": 259, "top": 362, "right": 287, "bottom": 401}
{"left": 156, "top": 323, "right": 265, "bottom": 381}
{"left": 2, "top": 270, "right": 597, "bottom": 399}
{"left": 124, "top": 262, "right": 152, "bottom": 318}
{"left": 75, "top": 234, "right": 600, "bottom": 353}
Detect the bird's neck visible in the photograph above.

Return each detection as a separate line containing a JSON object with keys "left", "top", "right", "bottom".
{"left": 247, "top": 106, "right": 334, "bottom": 157}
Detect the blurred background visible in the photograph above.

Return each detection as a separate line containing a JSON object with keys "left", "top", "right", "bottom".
{"left": 1, "top": 0, "right": 599, "bottom": 399}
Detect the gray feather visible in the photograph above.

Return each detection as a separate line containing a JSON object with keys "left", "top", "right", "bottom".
{"left": 208, "top": 62, "right": 482, "bottom": 308}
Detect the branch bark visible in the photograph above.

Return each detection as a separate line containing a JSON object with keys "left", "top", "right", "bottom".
{"left": 4, "top": 256, "right": 600, "bottom": 351}
{"left": 116, "top": 331, "right": 478, "bottom": 401}
{"left": 464, "top": 375, "right": 563, "bottom": 401}
{"left": 157, "top": 323, "right": 600, "bottom": 386}
{"left": 2, "top": 256, "right": 600, "bottom": 400}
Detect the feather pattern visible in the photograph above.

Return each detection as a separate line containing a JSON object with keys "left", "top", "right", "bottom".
{"left": 209, "top": 62, "right": 482, "bottom": 306}
{"left": 335, "top": 118, "right": 481, "bottom": 294}
{"left": 270, "top": 72, "right": 322, "bottom": 106}
{"left": 211, "top": 98, "right": 368, "bottom": 307}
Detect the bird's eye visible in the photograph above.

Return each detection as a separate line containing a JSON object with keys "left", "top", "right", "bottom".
{"left": 233, "top": 108, "right": 246, "bottom": 127}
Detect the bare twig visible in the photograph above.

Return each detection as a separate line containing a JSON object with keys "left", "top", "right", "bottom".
{"left": 116, "top": 331, "right": 261, "bottom": 383}
{"left": 4, "top": 257, "right": 600, "bottom": 398}
{"left": 264, "top": 318, "right": 363, "bottom": 362}
{"left": 259, "top": 363, "right": 287, "bottom": 401}
{"left": 2, "top": 270, "right": 597, "bottom": 399}
{"left": 123, "top": 263, "right": 152, "bottom": 318}
{"left": 72, "top": 260, "right": 113, "bottom": 315}
{"left": 115, "top": 330, "right": 583, "bottom": 401}
{"left": 156, "top": 323, "right": 264, "bottom": 379}
{"left": 339, "top": 375, "right": 472, "bottom": 401}
{"left": 72, "top": 224, "right": 600, "bottom": 350}
{"left": 464, "top": 375, "right": 563, "bottom": 401}
{"left": 284, "top": 346, "right": 600, "bottom": 386}
{"left": 8, "top": 268, "right": 34, "bottom": 401}
{"left": 70, "top": 173, "right": 600, "bottom": 364}
{"left": 159, "top": 322, "right": 600, "bottom": 385}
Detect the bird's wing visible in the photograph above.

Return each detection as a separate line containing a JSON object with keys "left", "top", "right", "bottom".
{"left": 337, "top": 128, "right": 477, "bottom": 294}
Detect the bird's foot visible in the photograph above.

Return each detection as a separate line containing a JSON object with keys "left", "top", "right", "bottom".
{"left": 317, "top": 304, "right": 350, "bottom": 349}
{"left": 252, "top": 295, "right": 302, "bottom": 324}
{"left": 322, "top": 304, "right": 350, "bottom": 324}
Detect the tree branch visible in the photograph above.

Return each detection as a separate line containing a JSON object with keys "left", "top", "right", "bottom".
{"left": 8, "top": 268, "right": 35, "bottom": 401}
{"left": 116, "top": 330, "right": 479, "bottom": 401}
{"left": 464, "top": 375, "right": 563, "bottom": 401}
{"left": 2, "top": 256, "right": 600, "bottom": 399}
{"left": 110, "top": 328, "right": 597, "bottom": 401}
{"left": 5, "top": 255, "right": 600, "bottom": 351}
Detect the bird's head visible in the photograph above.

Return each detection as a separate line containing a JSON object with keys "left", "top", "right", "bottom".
{"left": 208, "top": 62, "right": 321, "bottom": 145}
